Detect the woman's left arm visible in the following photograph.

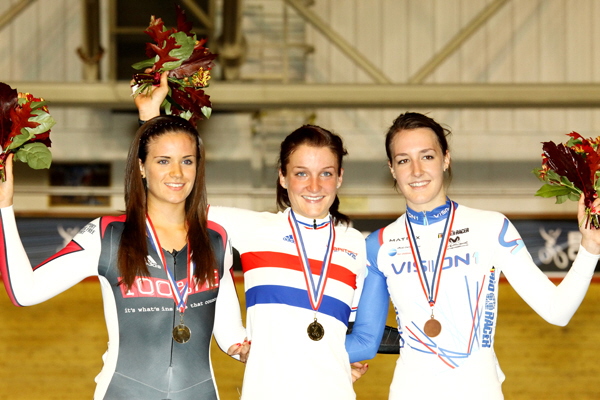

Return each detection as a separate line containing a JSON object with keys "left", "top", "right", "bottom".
{"left": 212, "top": 237, "right": 248, "bottom": 360}
{"left": 503, "top": 195, "right": 600, "bottom": 326}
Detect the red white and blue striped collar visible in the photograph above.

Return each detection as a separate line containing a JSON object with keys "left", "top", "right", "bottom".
{"left": 284, "top": 208, "right": 332, "bottom": 230}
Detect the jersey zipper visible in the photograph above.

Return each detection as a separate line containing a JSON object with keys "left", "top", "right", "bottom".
{"left": 166, "top": 249, "right": 178, "bottom": 398}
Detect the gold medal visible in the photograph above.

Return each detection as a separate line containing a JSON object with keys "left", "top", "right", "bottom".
{"left": 289, "top": 211, "right": 334, "bottom": 343}
{"left": 172, "top": 324, "right": 191, "bottom": 343}
{"left": 307, "top": 318, "right": 324, "bottom": 341}
{"left": 424, "top": 316, "right": 442, "bottom": 337}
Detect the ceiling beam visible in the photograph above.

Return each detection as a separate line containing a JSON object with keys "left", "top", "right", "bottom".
{"left": 284, "top": 0, "right": 391, "bottom": 84}
{"left": 409, "top": 0, "right": 510, "bottom": 83}
{"left": 8, "top": 81, "right": 600, "bottom": 110}
{"left": 0, "top": 0, "right": 37, "bottom": 31}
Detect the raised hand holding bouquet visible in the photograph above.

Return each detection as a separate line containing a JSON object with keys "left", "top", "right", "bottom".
{"left": 534, "top": 132, "right": 600, "bottom": 228}
{"left": 131, "top": 6, "right": 216, "bottom": 125}
{"left": 0, "top": 82, "right": 54, "bottom": 182}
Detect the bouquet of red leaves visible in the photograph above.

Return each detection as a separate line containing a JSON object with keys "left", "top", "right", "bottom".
{"left": 0, "top": 82, "right": 54, "bottom": 182}
{"left": 533, "top": 132, "right": 600, "bottom": 228}
{"left": 131, "top": 6, "right": 217, "bottom": 125}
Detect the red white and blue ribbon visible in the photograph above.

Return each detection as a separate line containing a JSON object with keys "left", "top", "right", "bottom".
{"left": 405, "top": 202, "right": 456, "bottom": 307}
{"left": 146, "top": 215, "right": 194, "bottom": 314}
{"left": 288, "top": 210, "right": 335, "bottom": 311}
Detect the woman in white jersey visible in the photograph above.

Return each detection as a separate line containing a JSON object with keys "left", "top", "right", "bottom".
{"left": 136, "top": 74, "right": 368, "bottom": 400}
{"left": 0, "top": 116, "right": 247, "bottom": 399}
{"left": 345, "top": 112, "right": 600, "bottom": 400}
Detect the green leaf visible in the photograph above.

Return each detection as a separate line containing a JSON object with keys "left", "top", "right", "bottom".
{"left": 162, "top": 32, "right": 195, "bottom": 70}
{"left": 179, "top": 110, "right": 193, "bottom": 121}
{"left": 556, "top": 194, "right": 568, "bottom": 204}
{"left": 559, "top": 175, "right": 576, "bottom": 187}
{"left": 532, "top": 167, "right": 545, "bottom": 180}
{"left": 25, "top": 111, "right": 56, "bottom": 136}
{"left": 534, "top": 184, "right": 574, "bottom": 198}
{"left": 8, "top": 130, "right": 34, "bottom": 149}
{"left": 29, "top": 100, "right": 48, "bottom": 110}
{"left": 567, "top": 192, "right": 581, "bottom": 202}
{"left": 14, "top": 142, "right": 52, "bottom": 169}
{"left": 132, "top": 58, "right": 156, "bottom": 70}
{"left": 545, "top": 169, "right": 563, "bottom": 182}
{"left": 201, "top": 106, "right": 211, "bottom": 119}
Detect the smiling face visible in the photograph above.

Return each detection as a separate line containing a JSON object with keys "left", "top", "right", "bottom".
{"left": 139, "top": 131, "right": 197, "bottom": 212}
{"left": 278, "top": 144, "right": 343, "bottom": 219}
{"left": 388, "top": 127, "right": 450, "bottom": 212}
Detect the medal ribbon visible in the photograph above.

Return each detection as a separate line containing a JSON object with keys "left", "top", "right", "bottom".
{"left": 288, "top": 210, "right": 336, "bottom": 311}
{"left": 145, "top": 216, "right": 194, "bottom": 314}
{"left": 405, "top": 202, "right": 456, "bottom": 307}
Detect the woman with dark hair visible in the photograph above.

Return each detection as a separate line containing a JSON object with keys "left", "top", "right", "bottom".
{"left": 207, "top": 124, "right": 367, "bottom": 400}
{"left": 345, "top": 112, "right": 600, "bottom": 399}
{"left": 0, "top": 115, "right": 247, "bottom": 399}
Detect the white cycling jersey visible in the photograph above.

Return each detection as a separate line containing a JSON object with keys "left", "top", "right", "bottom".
{"left": 208, "top": 206, "right": 366, "bottom": 400}
{"left": 346, "top": 199, "right": 598, "bottom": 400}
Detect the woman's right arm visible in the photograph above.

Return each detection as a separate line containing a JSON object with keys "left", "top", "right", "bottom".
{"left": 0, "top": 156, "right": 100, "bottom": 306}
{"left": 134, "top": 71, "right": 168, "bottom": 121}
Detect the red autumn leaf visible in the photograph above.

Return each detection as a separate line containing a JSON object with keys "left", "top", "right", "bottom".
{"left": 569, "top": 132, "right": 600, "bottom": 181}
{"left": 148, "top": 35, "right": 181, "bottom": 71}
{"left": 175, "top": 5, "right": 193, "bottom": 36}
{"left": 170, "top": 86, "right": 211, "bottom": 125}
{"left": 30, "top": 131, "right": 52, "bottom": 147}
{"left": 542, "top": 140, "right": 596, "bottom": 207}
{"left": 169, "top": 43, "right": 217, "bottom": 79}
{"left": 144, "top": 17, "right": 174, "bottom": 58}
{"left": 0, "top": 83, "right": 19, "bottom": 149}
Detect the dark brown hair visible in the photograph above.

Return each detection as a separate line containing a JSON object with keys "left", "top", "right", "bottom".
{"left": 275, "top": 124, "right": 350, "bottom": 226}
{"left": 385, "top": 112, "right": 452, "bottom": 179}
{"left": 118, "top": 115, "right": 215, "bottom": 289}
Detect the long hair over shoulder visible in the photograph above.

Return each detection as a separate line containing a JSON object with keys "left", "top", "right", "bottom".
{"left": 118, "top": 115, "right": 215, "bottom": 290}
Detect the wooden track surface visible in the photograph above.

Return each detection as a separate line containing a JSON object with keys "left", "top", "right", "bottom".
{"left": 1, "top": 280, "right": 598, "bottom": 400}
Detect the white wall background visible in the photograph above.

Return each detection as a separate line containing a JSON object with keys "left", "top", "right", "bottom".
{"left": 1, "top": 0, "right": 599, "bottom": 216}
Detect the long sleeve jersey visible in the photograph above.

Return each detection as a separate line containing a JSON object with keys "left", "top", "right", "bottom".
{"left": 345, "top": 199, "right": 599, "bottom": 400}
{"left": 208, "top": 206, "right": 366, "bottom": 400}
{"left": 0, "top": 206, "right": 246, "bottom": 400}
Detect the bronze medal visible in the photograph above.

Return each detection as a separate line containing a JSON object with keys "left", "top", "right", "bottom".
{"left": 307, "top": 318, "right": 324, "bottom": 341}
{"left": 172, "top": 324, "right": 191, "bottom": 343}
{"left": 424, "top": 316, "right": 442, "bottom": 337}
{"left": 405, "top": 202, "right": 456, "bottom": 340}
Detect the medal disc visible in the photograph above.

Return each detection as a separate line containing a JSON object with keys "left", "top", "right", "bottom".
{"left": 172, "top": 324, "right": 191, "bottom": 343}
{"left": 307, "top": 319, "right": 325, "bottom": 341}
{"left": 424, "top": 317, "right": 442, "bottom": 337}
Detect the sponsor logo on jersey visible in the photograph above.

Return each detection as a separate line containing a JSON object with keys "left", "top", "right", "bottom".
{"left": 283, "top": 234, "right": 295, "bottom": 244}
{"left": 482, "top": 267, "right": 497, "bottom": 348}
{"left": 145, "top": 256, "right": 161, "bottom": 269}
{"left": 388, "top": 237, "right": 412, "bottom": 242}
{"left": 79, "top": 222, "right": 96, "bottom": 235}
{"left": 333, "top": 247, "right": 358, "bottom": 260}
{"left": 452, "top": 227, "right": 469, "bottom": 235}
{"left": 120, "top": 271, "right": 220, "bottom": 299}
{"left": 390, "top": 251, "right": 476, "bottom": 274}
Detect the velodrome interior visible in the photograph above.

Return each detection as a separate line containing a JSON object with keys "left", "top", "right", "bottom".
{"left": 1, "top": 0, "right": 600, "bottom": 399}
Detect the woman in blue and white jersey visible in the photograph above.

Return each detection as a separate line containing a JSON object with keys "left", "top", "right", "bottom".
{"left": 345, "top": 112, "right": 600, "bottom": 400}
